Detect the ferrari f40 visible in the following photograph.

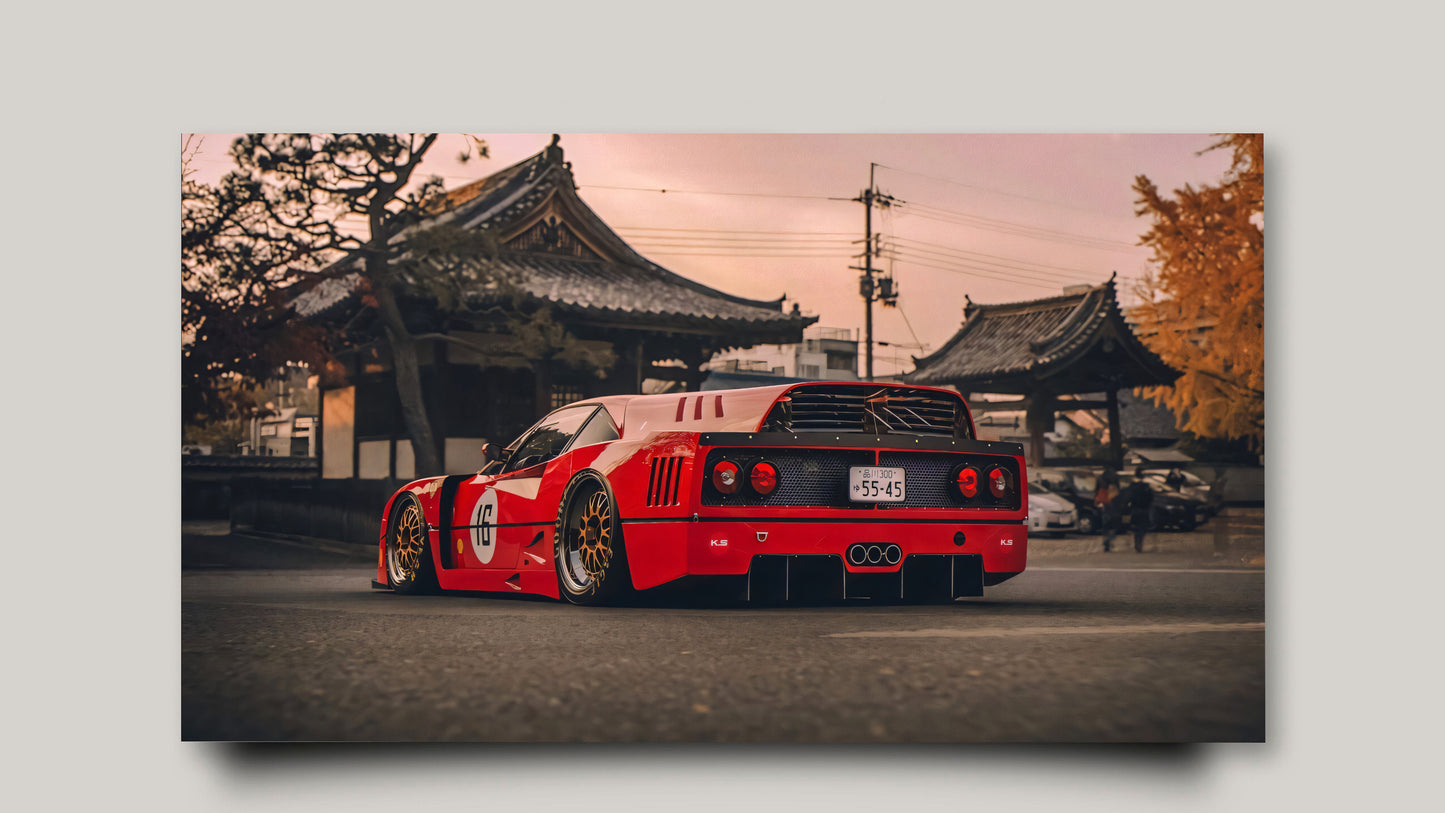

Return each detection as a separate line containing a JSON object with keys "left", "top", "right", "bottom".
{"left": 372, "top": 382, "right": 1028, "bottom": 604}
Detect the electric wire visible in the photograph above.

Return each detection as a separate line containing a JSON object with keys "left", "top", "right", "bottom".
{"left": 879, "top": 240, "right": 1121, "bottom": 287}
{"left": 580, "top": 184, "right": 852, "bottom": 202}
{"left": 894, "top": 201, "right": 1139, "bottom": 252}
{"left": 883, "top": 235, "right": 1117, "bottom": 279}
{"left": 893, "top": 196, "right": 1138, "bottom": 247}
{"left": 615, "top": 226, "right": 856, "bottom": 236}
{"left": 876, "top": 252, "right": 1062, "bottom": 290}
{"left": 622, "top": 235, "right": 855, "bottom": 245}
{"left": 873, "top": 162, "right": 1109, "bottom": 216}
{"left": 633, "top": 250, "right": 854, "bottom": 259}
{"left": 880, "top": 241, "right": 1104, "bottom": 284}
{"left": 896, "top": 304, "right": 925, "bottom": 352}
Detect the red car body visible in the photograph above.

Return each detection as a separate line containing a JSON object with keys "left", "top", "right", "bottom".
{"left": 372, "top": 382, "right": 1028, "bottom": 604}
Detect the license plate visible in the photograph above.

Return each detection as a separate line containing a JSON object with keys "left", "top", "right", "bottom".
{"left": 849, "top": 467, "right": 906, "bottom": 503}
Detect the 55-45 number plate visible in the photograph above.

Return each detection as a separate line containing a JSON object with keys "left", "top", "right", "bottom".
{"left": 849, "top": 467, "right": 906, "bottom": 503}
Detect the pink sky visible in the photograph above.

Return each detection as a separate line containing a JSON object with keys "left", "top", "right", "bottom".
{"left": 187, "top": 133, "right": 1234, "bottom": 376}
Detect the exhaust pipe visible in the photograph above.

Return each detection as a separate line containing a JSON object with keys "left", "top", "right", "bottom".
{"left": 846, "top": 543, "right": 903, "bottom": 567}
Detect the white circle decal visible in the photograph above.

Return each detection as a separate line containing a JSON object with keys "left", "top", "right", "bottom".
{"left": 470, "top": 490, "right": 500, "bottom": 564}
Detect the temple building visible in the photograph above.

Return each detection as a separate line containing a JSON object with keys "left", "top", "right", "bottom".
{"left": 904, "top": 277, "right": 1180, "bottom": 467}
{"left": 293, "top": 136, "right": 815, "bottom": 480}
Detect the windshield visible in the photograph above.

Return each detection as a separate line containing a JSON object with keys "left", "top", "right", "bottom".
{"left": 504, "top": 406, "right": 597, "bottom": 472}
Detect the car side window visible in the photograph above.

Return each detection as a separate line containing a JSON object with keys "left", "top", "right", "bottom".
{"left": 503, "top": 407, "right": 596, "bottom": 473}
{"left": 569, "top": 408, "right": 620, "bottom": 450}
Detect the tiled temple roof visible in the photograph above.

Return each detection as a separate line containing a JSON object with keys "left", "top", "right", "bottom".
{"left": 904, "top": 278, "right": 1179, "bottom": 394}
{"left": 291, "top": 137, "right": 812, "bottom": 341}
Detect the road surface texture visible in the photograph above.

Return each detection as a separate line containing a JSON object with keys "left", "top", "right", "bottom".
{"left": 182, "top": 516, "right": 1264, "bottom": 742}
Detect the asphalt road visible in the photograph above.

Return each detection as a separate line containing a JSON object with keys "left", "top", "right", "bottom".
{"left": 181, "top": 527, "right": 1264, "bottom": 742}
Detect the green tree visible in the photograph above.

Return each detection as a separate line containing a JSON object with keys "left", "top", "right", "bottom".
{"left": 1132, "top": 134, "right": 1264, "bottom": 452}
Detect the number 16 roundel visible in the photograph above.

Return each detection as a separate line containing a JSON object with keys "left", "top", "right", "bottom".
{"left": 470, "top": 490, "right": 500, "bottom": 564}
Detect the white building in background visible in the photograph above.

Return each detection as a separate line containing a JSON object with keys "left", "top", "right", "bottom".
{"left": 235, "top": 365, "right": 320, "bottom": 457}
{"left": 707, "top": 326, "right": 860, "bottom": 381}
{"left": 247, "top": 407, "right": 317, "bottom": 457}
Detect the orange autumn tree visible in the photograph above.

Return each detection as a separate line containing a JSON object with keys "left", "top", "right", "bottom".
{"left": 1131, "top": 134, "right": 1264, "bottom": 452}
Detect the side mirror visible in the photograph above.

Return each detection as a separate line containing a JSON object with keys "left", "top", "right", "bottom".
{"left": 478, "top": 443, "right": 505, "bottom": 475}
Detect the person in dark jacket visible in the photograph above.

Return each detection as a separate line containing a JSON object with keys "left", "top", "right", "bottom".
{"left": 1095, "top": 471, "right": 1121, "bottom": 552}
{"left": 1165, "top": 467, "right": 1185, "bottom": 490}
{"left": 1125, "top": 467, "right": 1155, "bottom": 553}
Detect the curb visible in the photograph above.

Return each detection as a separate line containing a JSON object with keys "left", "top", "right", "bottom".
{"left": 230, "top": 527, "right": 375, "bottom": 560}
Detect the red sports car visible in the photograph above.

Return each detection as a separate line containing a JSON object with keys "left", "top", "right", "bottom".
{"left": 372, "top": 382, "right": 1028, "bottom": 605}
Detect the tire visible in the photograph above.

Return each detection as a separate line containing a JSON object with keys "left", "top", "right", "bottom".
{"left": 386, "top": 495, "right": 438, "bottom": 595}
{"left": 555, "top": 474, "right": 632, "bottom": 606}
{"left": 1077, "top": 512, "right": 1097, "bottom": 535}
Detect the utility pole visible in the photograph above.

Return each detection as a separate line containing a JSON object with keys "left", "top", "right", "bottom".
{"left": 863, "top": 164, "right": 875, "bottom": 381}
{"left": 852, "top": 163, "right": 896, "bottom": 381}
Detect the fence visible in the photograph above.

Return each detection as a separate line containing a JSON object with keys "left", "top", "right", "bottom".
{"left": 182, "top": 454, "right": 319, "bottom": 520}
{"left": 229, "top": 477, "right": 400, "bottom": 546}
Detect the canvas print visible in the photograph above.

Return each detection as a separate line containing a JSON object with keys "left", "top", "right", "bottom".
{"left": 181, "top": 133, "right": 1264, "bottom": 741}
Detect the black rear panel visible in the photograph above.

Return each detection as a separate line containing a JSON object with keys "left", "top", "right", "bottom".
{"left": 701, "top": 447, "right": 1021, "bottom": 510}
{"left": 701, "top": 448, "right": 873, "bottom": 507}
{"left": 878, "top": 451, "right": 1021, "bottom": 510}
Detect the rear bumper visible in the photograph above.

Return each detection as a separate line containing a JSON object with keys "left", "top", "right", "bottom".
{"left": 746, "top": 553, "right": 1005, "bottom": 602}
{"left": 620, "top": 516, "right": 1027, "bottom": 591}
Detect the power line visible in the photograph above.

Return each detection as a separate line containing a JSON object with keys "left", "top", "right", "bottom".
{"left": 615, "top": 225, "right": 856, "bottom": 236}
{"left": 880, "top": 239, "right": 1085, "bottom": 279}
{"left": 881, "top": 237, "right": 1125, "bottom": 286}
{"left": 622, "top": 234, "right": 855, "bottom": 246}
{"left": 897, "top": 206, "right": 1138, "bottom": 254}
{"left": 627, "top": 238, "right": 853, "bottom": 250}
{"left": 878, "top": 252, "right": 1062, "bottom": 291}
{"left": 873, "top": 162, "right": 1109, "bottom": 216}
{"left": 634, "top": 251, "right": 853, "bottom": 259}
{"left": 631, "top": 248, "right": 854, "bottom": 257}
{"left": 579, "top": 184, "right": 851, "bottom": 202}
{"left": 882, "top": 246, "right": 1100, "bottom": 288}
{"left": 896, "top": 304, "right": 925, "bottom": 352}
{"left": 895, "top": 201, "right": 1139, "bottom": 252}
{"left": 898, "top": 199, "right": 1137, "bottom": 248}
{"left": 884, "top": 235, "right": 1118, "bottom": 279}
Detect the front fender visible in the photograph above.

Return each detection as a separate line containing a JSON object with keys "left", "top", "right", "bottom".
{"left": 375, "top": 476, "right": 449, "bottom": 587}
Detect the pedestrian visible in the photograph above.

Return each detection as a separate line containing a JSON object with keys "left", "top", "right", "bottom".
{"left": 1126, "top": 467, "right": 1155, "bottom": 553}
{"left": 1210, "top": 467, "right": 1229, "bottom": 513}
{"left": 1165, "top": 467, "right": 1185, "bottom": 490}
{"left": 1095, "top": 471, "right": 1120, "bottom": 552}
{"left": 1211, "top": 466, "right": 1231, "bottom": 557}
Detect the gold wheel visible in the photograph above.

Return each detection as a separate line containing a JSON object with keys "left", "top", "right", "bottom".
{"left": 558, "top": 480, "right": 627, "bottom": 601}
{"left": 575, "top": 490, "right": 613, "bottom": 582}
{"left": 388, "top": 499, "right": 428, "bottom": 588}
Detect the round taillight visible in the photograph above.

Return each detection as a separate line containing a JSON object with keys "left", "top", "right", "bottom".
{"left": 750, "top": 461, "right": 778, "bottom": 495}
{"left": 988, "top": 466, "right": 1010, "bottom": 499}
{"left": 712, "top": 460, "right": 741, "bottom": 494}
{"left": 956, "top": 466, "right": 979, "bottom": 499}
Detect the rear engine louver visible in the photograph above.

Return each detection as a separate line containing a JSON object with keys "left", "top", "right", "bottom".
{"left": 647, "top": 456, "right": 686, "bottom": 507}
{"left": 764, "top": 386, "right": 968, "bottom": 438}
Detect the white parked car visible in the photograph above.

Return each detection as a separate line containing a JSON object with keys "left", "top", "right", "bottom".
{"left": 1027, "top": 484, "right": 1078, "bottom": 536}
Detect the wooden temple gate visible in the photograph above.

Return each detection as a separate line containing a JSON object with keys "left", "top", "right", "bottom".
{"left": 904, "top": 278, "right": 1179, "bottom": 468}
